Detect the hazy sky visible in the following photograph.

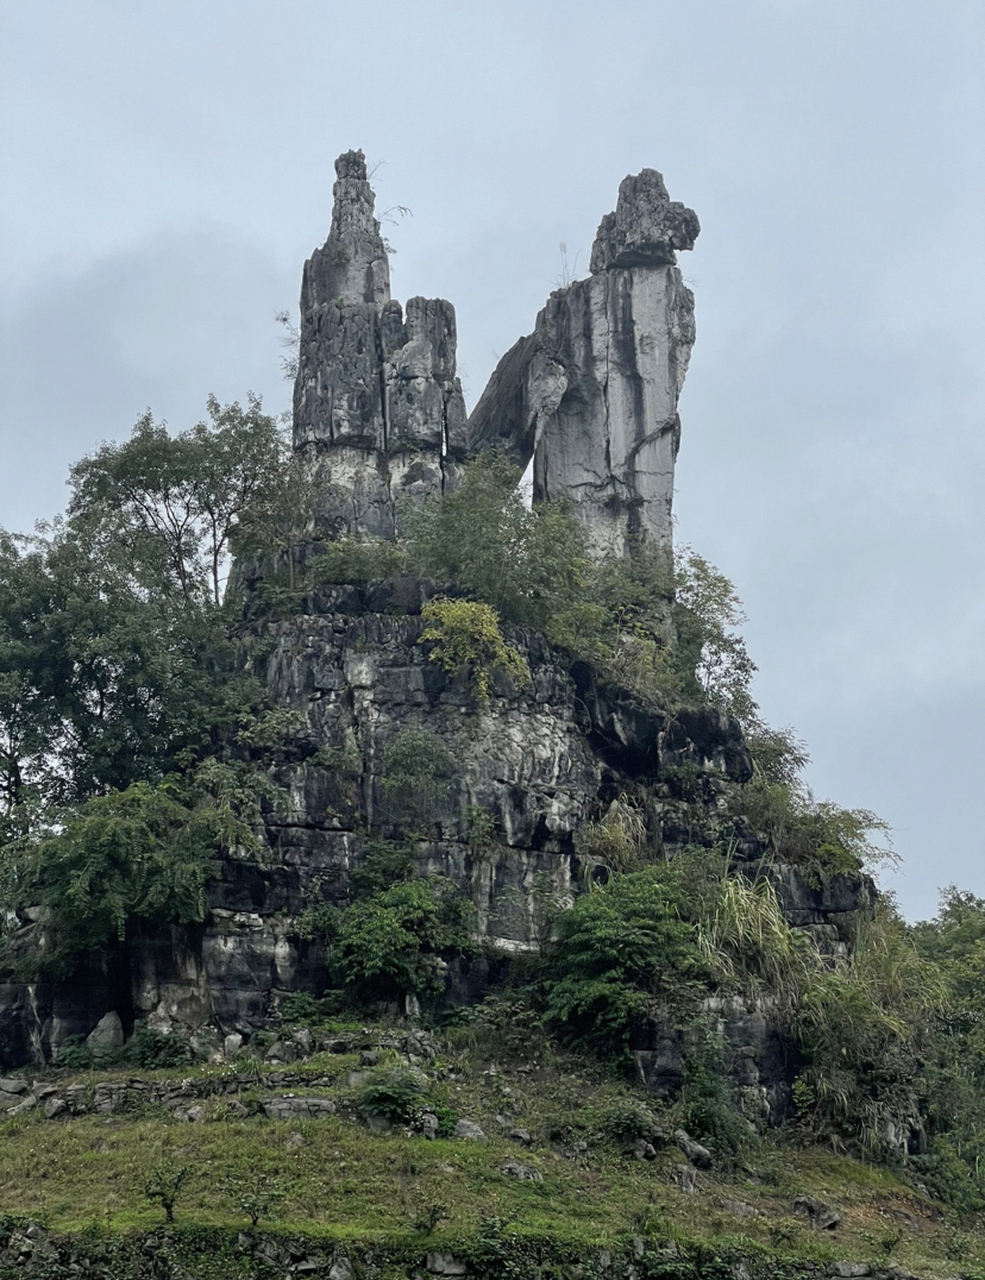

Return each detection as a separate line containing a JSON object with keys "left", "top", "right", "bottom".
{"left": 2, "top": 1, "right": 982, "bottom": 918}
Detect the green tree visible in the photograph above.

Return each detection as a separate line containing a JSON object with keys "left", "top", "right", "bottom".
{"left": 911, "top": 889, "right": 985, "bottom": 1206}
{"left": 0, "top": 402, "right": 297, "bottom": 971}
{"left": 68, "top": 395, "right": 286, "bottom": 605}
{"left": 0, "top": 531, "right": 59, "bottom": 840}
{"left": 233, "top": 449, "right": 322, "bottom": 591}
{"left": 0, "top": 517, "right": 259, "bottom": 816}
{"left": 332, "top": 877, "right": 475, "bottom": 1005}
{"left": 671, "top": 546, "right": 757, "bottom": 723}
{"left": 542, "top": 866, "right": 713, "bottom": 1066}
{"left": 144, "top": 1164, "right": 190, "bottom": 1224}
{"left": 1, "top": 759, "right": 270, "bottom": 976}
{"left": 404, "top": 452, "right": 603, "bottom": 645}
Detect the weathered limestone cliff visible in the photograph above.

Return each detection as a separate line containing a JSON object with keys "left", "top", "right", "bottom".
{"left": 293, "top": 149, "right": 467, "bottom": 539}
{"left": 0, "top": 153, "right": 878, "bottom": 1137}
{"left": 467, "top": 168, "right": 699, "bottom": 555}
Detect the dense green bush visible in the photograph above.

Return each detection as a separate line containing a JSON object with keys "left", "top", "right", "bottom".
{"left": 733, "top": 774, "right": 895, "bottom": 875}
{"left": 541, "top": 866, "right": 713, "bottom": 1066}
{"left": 357, "top": 1065, "right": 430, "bottom": 1125}
{"left": 595, "top": 1099, "right": 664, "bottom": 1147}
{"left": 404, "top": 451, "right": 602, "bottom": 646}
{"left": 419, "top": 597, "right": 530, "bottom": 703}
{"left": 312, "top": 535, "right": 407, "bottom": 584}
{"left": 53, "top": 1034, "right": 94, "bottom": 1070}
{"left": 121, "top": 1022, "right": 196, "bottom": 1069}
{"left": 349, "top": 838, "right": 415, "bottom": 898}
{"left": 403, "top": 455, "right": 770, "bottom": 729}
{"left": 793, "top": 905, "right": 945, "bottom": 1156}
{"left": 2, "top": 756, "right": 278, "bottom": 977}
{"left": 332, "top": 876, "right": 476, "bottom": 1005}
{"left": 278, "top": 991, "right": 346, "bottom": 1025}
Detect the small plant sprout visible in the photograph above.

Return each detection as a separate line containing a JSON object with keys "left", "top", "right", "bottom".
{"left": 221, "top": 1171, "right": 285, "bottom": 1228}
{"left": 414, "top": 1202, "right": 451, "bottom": 1236}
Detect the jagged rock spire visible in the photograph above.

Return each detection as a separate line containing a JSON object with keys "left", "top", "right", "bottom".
{"left": 293, "top": 154, "right": 697, "bottom": 556}
{"left": 317, "top": 149, "right": 391, "bottom": 307}
{"left": 467, "top": 168, "right": 700, "bottom": 557}
{"left": 590, "top": 168, "right": 699, "bottom": 271}
{"left": 292, "top": 150, "right": 466, "bottom": 539}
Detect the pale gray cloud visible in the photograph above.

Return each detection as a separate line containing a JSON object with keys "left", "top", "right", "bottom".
{"left": 2, "top": 0, "right": 982, "bottom": 916}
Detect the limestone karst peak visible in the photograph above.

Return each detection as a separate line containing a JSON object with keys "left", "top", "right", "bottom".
{"left": 590, "top": 168, "right": 700, "bottom": 272}
{"left": 468, "top": 166, "right": 699, "bottom": 556}
{"left": 311, "top": 147, "right": 391, "bottom": 309}
{"left": 294, "top": 158, "right": 697, "bottom": 553}
{"left": 334, "top": 147, "right": 368, "bottom": 181}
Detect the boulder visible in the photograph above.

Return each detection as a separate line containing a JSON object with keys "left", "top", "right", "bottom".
{"left": 793, "top": 1195, "right": 841, "bottom": 1230}
{"left": 452, "top": 1118, "right": 486, "bottom": 1141}
{"left": 86, "top": 1012, "right": 124, "bottom": 1061}
{"left": 500, "top": 1158, "right": 543, "bottom": 1182}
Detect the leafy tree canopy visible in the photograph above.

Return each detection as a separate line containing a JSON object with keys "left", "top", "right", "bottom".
{"left": 331, "top": 877, "right": 476, "bottom": 1005}
{"left": 0, "top": 397, "right": 295, "bottom": 971}
{"left": 68, "top": 394, "right": 287, "bottom": 605}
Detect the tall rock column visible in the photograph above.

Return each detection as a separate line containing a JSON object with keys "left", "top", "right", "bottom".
{"left": 467, "top": 169, "right": 699, "bottom": 557}
{"left": 293, "top": 149, "right": 467, "bottom": 539}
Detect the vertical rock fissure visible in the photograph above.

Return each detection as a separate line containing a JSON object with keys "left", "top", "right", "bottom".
{"left": 601, "top": 272, "right": 614, "bottom": 497}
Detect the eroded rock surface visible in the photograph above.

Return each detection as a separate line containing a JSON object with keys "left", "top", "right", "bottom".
{"left": 468, "top": 168, "right": 699, "bottom": 556}
{"left": 293, "top": 150, "right": 466, "bottom": 538}
{"left": 0, "top": 154, "right": 878, "bottom": 1141}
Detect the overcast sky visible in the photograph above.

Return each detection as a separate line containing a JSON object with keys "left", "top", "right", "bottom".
{"left": 2, "top": 0, "right": 982, "bottom": 918}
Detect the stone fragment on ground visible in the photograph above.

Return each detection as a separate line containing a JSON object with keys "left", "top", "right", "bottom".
{"left": 672, "top": 1163, "right": 697, "bottom": 1193}
{"left": 452, "top": 1118, "right": 486, "bottom": 1141}
{"left": 674, "top": 1127, "right": 713, "bottom": 1169}
{"left": 500, "top": 1158, "right": 543, "bottom": 1182}
{"left": 793, "top": 1194, "right": 841, "bottom": 1230}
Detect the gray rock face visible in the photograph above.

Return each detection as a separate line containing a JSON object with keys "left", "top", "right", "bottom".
{"left": 293, "top": 150, "right": 466, "bottom": 539}
{"left": 589, "top": 169, "right": 700, "bottom": 271}
{"left": 468, "top": 168, "right": 699, "bottom": 556}
{"left": 85, "top": 1012, "right": 124, "bottom": 1061}
{"left": 451, "top": 1118, "right": 486, "bottom": 1141}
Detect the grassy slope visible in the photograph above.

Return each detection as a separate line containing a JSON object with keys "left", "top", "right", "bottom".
{"left": 0, "top": 1029, "right": 980, "bottom": 1278}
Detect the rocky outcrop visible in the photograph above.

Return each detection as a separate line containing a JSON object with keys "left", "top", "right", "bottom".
{"left": 0, "top": 152, "right": 878, "bottom": 1147}
{"left": 295, "top": 153, "right": 698, "bottom": 556}
{"left": 293, "top": 150, "right": 467, "bottom": 539}
{"left": 468, "top": 168, "right": 699, "bottom": 556}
